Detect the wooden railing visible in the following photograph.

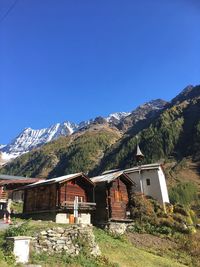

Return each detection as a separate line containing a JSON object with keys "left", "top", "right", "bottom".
{"left": 61, "top": 201, "right": 96, "bottom": 209}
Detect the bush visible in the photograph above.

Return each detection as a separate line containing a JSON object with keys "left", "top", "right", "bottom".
{"left": 128, "top": 221, "right": 174, "bottom": 236}
{"left": 158, "top": 217, "right": 174, "bottom": 228}
{"left": 172, "top": 213, "right": 186, "bottom": 224}
{"left": 5, "top": 220, "right": 31, "bottom": 237}
{"left": 173, "top": 204, "right": 189, "bottom": 216}
{"left": 128, "top": 223, "right": 145, "bottom": 234}
{"left": 130, "top": 195, "right": 156, "bottom": 222}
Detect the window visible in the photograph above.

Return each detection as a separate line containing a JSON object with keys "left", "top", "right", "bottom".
{"left": 146, "top": 179, "right": 151, "bottom": 186}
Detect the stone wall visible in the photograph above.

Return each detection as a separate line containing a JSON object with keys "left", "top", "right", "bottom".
{"left": 31, "top": 224, "right": 101, "bottom": 257}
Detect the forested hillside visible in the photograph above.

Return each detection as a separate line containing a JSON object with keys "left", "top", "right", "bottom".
{"left": 1, "top": 85, "right": 200, "bottom": 183}
{"left": 92, "top": 86, "right": 200, "bottom": 175}
{"left": 1, "top": 126, "right": 120, "bottom": 178}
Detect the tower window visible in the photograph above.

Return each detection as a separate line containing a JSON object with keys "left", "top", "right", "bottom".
{"left": 146, "top": 179, "right": 151, "bottom": 186}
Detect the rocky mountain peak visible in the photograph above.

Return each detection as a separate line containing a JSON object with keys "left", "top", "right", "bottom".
{"left": 0, "top": 112, "right": 130, "bottom": 164}
{"left": 0, "top": 95, "right": 181, "bottom": 165}
{"left": 117, "top": 98, "right": 168, "bottom": 131}
{"left": 171, "top": 85, "right": 200, "bottom": 105}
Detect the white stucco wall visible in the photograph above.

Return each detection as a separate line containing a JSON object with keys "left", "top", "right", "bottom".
{"left": 125, "top": 167, "right": 169, "bottom": 205}
{"left": 157, "top": 167, "right": 170, "bottom": 203}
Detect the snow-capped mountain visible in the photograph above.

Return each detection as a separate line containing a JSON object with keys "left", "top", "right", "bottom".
{"left": 0, "top": 100, "right": 165, "bottom": 165}
{"left": 117, "top": 99, "right": 168, "bottom": 131}
{"left": 0, "top": 112, "right": 130, "bottom": 164}
{"left": 1, "top": 122, "right": 78, "bottom": 163}
{"left": 105, "top": 112, "right": 131, "bottom": 123}
{"left": 76, "top": 112, "right": 131, "bottom": 131}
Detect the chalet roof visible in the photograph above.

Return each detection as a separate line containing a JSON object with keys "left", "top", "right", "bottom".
{"left": 21, "top": 172, "right": 94, "bottom": 189}
{"left": 90, "top": 171, "right": 134, "bottom": 184}
{"left": 0, "top": 178, "right": 42, "bottom": 186}
{"left": 0, "top": 174, "right": 32, "bottom": 180}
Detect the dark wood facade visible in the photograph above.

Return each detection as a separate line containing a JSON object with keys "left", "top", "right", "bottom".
{"left": 0, "top": 178, "right": 41, "bottom": 202}
{"left": 92, "top": 173, "right": 134, "bottom": 223}
{"left": 23, "top": 174, "right": 95, "bottom": 214}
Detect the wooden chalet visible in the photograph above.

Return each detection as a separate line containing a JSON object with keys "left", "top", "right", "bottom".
{"left": 22, "top": 173, "right": 95, "bottom": 224}
{"left": 0, "top": 175, "right": 41, "bottom": 217}
{"left": 91, "top": 171, "right": 135, "bottom": 223}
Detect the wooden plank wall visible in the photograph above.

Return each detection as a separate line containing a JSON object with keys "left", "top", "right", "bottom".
{"left": 109, "top": 178, "right": 129, "bottom": 220}
{"left": 59, "top": 178, "right": 93, "bottom": 204}
{"left": 24, "top": 184, "right": 56, "bottom": 212}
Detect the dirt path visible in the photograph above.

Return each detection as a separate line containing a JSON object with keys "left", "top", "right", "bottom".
{"left": 127, "top": 232, "right": 177, "bottom": 251}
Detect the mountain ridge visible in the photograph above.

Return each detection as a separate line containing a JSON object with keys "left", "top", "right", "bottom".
{"left": 1, "top": 85, "right": 199, "bottom": 181}
{"left": 0, "top": 100, "right": 166, "bottom": 164}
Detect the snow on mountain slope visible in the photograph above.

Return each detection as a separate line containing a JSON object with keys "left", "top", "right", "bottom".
{"left": 106, "top": 112, "right": 131, "bottom": 123}
{"left": 1, "top": 122, "right": 78, "bottom": 163}
{"left": 0, "top": 100, "right": 165, "bottom": 164}
{"left": 75, "top": 112, "right": 131, "bottom": 130}
{"left": 0, "top": 113, "right": 129, "bottom": 163}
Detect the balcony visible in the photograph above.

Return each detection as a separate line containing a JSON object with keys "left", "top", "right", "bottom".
{"left": 60, "top": 201, "right": 96, "bottom": 210}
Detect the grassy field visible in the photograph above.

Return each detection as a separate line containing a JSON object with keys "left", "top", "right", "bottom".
{"left": 0, "top": 220, "right": 195, "bottom": 267}
{"left": 94, "top": 228, "right": 187, "bottom": 267}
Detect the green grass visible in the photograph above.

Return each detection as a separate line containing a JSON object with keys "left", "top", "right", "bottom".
{"left": 0, "top": 220, "right": 192, "bottom": 267}
{"left": 94, "top": 228, "right": 187, "bottom": 267}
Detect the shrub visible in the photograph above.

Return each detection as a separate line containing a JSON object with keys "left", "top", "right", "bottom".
{"left": 130, "top": 195, "right": 156, "bottom": 222}
{"left": 158, "top": 217, "right": 174, "bottom": 228}
{"left": 172, "top": 213, "right": 186, "bottom": 224}
{"left": 5, "top": 220, "right": 31, "bottom": 237}
{"left": 173, "top": 204, "right": 189, "bottom": 216}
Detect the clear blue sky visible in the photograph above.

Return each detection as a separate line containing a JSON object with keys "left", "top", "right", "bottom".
{"left": 0, "top": 0, "right": 200, "bottom": 144}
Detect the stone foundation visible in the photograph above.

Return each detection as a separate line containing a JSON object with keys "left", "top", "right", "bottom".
{"left": 55, "top": 213, "right": 91, "bottom": 224}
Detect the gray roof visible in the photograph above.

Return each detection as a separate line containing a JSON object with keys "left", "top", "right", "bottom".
{"left": 0, "top": 174, "right": 31, "bottom": 180}
{"left": 124, "top": 163, "right": 160, "bottom": 174}
{"left": 21, "top": 172, "right": 94, "bottom": 189}
{"left": 91, "top": 171, "right": 134, "bottom": 184}
{"left": 102, "top": 163, "right": 160, "bottom": 175}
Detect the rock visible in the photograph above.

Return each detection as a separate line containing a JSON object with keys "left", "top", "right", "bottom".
{"left": 56, "top": 240, "right": 66, "bottom": 244}
{"left": 40, "top": 231, "right": 47, "bottom": 236}
{"left": 106, "top": 222, "right": 127, "bottom": 235}
{"left": 55, "top": 227, "right": 65, "bottom": 234}
{"left": 90, "top": 244, "right": 101, "bottom": 257}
